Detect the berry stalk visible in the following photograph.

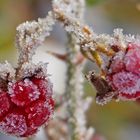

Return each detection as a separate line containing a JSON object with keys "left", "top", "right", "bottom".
{"left": 16, "top": 11, "right": 56, "bottom": 76}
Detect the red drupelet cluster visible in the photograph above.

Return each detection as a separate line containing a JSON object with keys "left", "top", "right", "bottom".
{"left": 0, "top": 76, "right": 54, "bottom": 137}
{"left": 107, "top": 43, "right": 140, "bottom": 101}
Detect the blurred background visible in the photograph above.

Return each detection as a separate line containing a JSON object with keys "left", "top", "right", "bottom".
{"left": 0, "top": 0, "right": 140, "bottom": 140}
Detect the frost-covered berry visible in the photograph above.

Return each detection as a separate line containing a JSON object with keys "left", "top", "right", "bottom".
{"left": 88, "top": 42, "right": 140, "bottom": 105}
{"left": 25, "top": 100, "right": 50, "bottom": 128}
{"left": 0, "top": 74, "right": 54, "bottom": 137}
{"left": 111, "top": 71, "right": 140, "bottom": 100}
{"left": 0, "top": 92, "right": 10, "bottom": 119}
{"left": 124, "top": 43, "right": 140, "bottom": 74}
{"left": 108, "top": 51, "right": 125, "bottom": 73}
{"left": 9, "top": 78, "right": 41, "bottom": 106}
{"left": 0, "top": 112, "right": 27, "bottom": 136}
{"left": 107, "top": 43, "right": 140, "bottom": 101}
{"left": 31, "top": 77, "right": 53, "bottom": 99}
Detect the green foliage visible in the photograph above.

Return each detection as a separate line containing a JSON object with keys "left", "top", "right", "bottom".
{"left": 86, "top": 0, "right": 106, "bottom": 6}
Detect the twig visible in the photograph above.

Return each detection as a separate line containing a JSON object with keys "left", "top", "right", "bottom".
{"left": 65, "top": 34, "right": 79, "bottom": 139}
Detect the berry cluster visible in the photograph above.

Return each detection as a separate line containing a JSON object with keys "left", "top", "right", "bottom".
{"left": 0, "top": 64, "right": 54, "bottom": 137}
{"left": 107, "top": 43, "right": 140, "bottom": 101}
{"left": 87, "top": 42, "right": 140, "bottom": 105}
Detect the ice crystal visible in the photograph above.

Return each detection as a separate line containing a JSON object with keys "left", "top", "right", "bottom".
{"left": 0, "top": 113, "right": 27, "bottom": 136}
{"left": 9, "top": 78, "right": 40, "bottom": 106}
{"left": 124, "top": 43, "right": 140, "bottom": 75}
{"left": 0, "top": 61, "right": 54, "bottom": 137}
{"left": 25, "top": 100, "right": 51, "bottom": 128}
{"left": 16, "top": 11, "right": 55, "bottom": 65}
{"left": 0, "top": 75, "right": 54, "bottom": 137}
{"left": 0, "top": 61, "right": 15, "bottom": 80}
{"left": 0, "top": 92, "right": 10, "bottom": 118}
{"left": 53, "top": 0, "right": 85, "bottom": 19}
{"left": 105, "top": 42, "right": 140, "bottom": 101}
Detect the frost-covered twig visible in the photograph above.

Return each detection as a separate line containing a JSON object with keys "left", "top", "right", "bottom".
{"left": 53, "top": 0, "right": 85, "bottom": 19}
{"left": 52, "top": 0, "right": 94, "bottom": 140}
{"left": 65, "top": 34, "right": 93, "bottom": 140}
{"left": 16, "top": 11, "right": 55, "bottom": 68}
{"left": 53, "top": 8, "right": 115, "bottom": 69}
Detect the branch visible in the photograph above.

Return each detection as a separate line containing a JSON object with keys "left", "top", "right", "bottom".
{"left": 16, "top": 11, "right": 56, "bottom": 68}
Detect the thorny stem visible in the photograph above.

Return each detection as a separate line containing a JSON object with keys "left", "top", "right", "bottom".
{"left": 16, "top": 11, "right": 55, "bottom": 77}
{"left": 54, "top": 9, "right": 117, "bottom": 71}
{"left": 53, "top": 1, "right": 91, "bottom": 139}
{"left": 65, "top": 34, "right": 92, "bottom": 140}
{"left": 65, "top": 34, "right": 78, "bottom": 140}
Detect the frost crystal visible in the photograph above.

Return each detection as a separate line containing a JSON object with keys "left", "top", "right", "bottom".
{"left": 16, "top": 11, "right": 55, "bottom": 66}
{"left": 25, "top": 100, "right": 50, "bottom": 128}
{"left": 0, "top": 75, "right": 54, "bottom": 137}
{"left": 124, "top": 43, "right": 140, "bottom": 74}
{"left": 9, "top": 78, "right": 40, "bottom": 106}
{"left": 0, "top": 61, "right": 15, "bottom": 81}
{"left": 0, "top": 92, "right": 10, "bottom": 118}
{"left": 53, "top": 0, "right": 85, "bottom": 19}
{"left": 105, "top": 42, "right": 140, "bottom": 102}
{"left": 112, "top": 72, "right": 140, "bottom": 94}
{"left": 0, "top": 113, "right": 27, "bottom": 136}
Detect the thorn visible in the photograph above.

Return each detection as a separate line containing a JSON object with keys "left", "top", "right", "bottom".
{"left": 46, "top": 51, "right": 67, "bottom": 61}
{"left": 74, "top": 53, "right": 85, "bottom": 65}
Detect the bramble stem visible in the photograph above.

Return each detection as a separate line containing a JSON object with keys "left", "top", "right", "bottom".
{"left": 65, "top": 34, "right": 78, "bottom": 140}
{"left": 65, "top": 34, "right": 89, "bottom": 140}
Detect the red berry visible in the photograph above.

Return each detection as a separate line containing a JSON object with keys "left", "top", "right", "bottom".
{"left": 0, "top": 92, "right": 10, "bottom": 119}
{"left": 0, "top": 112, "right": 27, "bottom": 136}
{"left": 9, "top": 78, "right": 40, "bottom": 106}
{"left": 0, "top": 76, "right": 54, "bottom": 137}
{"left": 106, "top": 43, "right": 140, "bottom": 101}
{"left": 111, "top": 71, "right": 140, "bottom": 100}
{"left": 109, "top": 51, "right": 125, "bottom": 73}
{"left": 25, "top": 100, "right": 51, "bottom": 128}
{"left": 48, "top": 98, "right": 55, "bottom": 109}
{"left": 127, "top": 43, "right": 140, "bottom": 50}
{"left": 21, "top": 127, "right": 37, "bottom": 137}
{"left": 31, "top": 77, "right": 53, "bottom": 99}
{"left": 124, "top": 43, "right": 140, "bottom": 75}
